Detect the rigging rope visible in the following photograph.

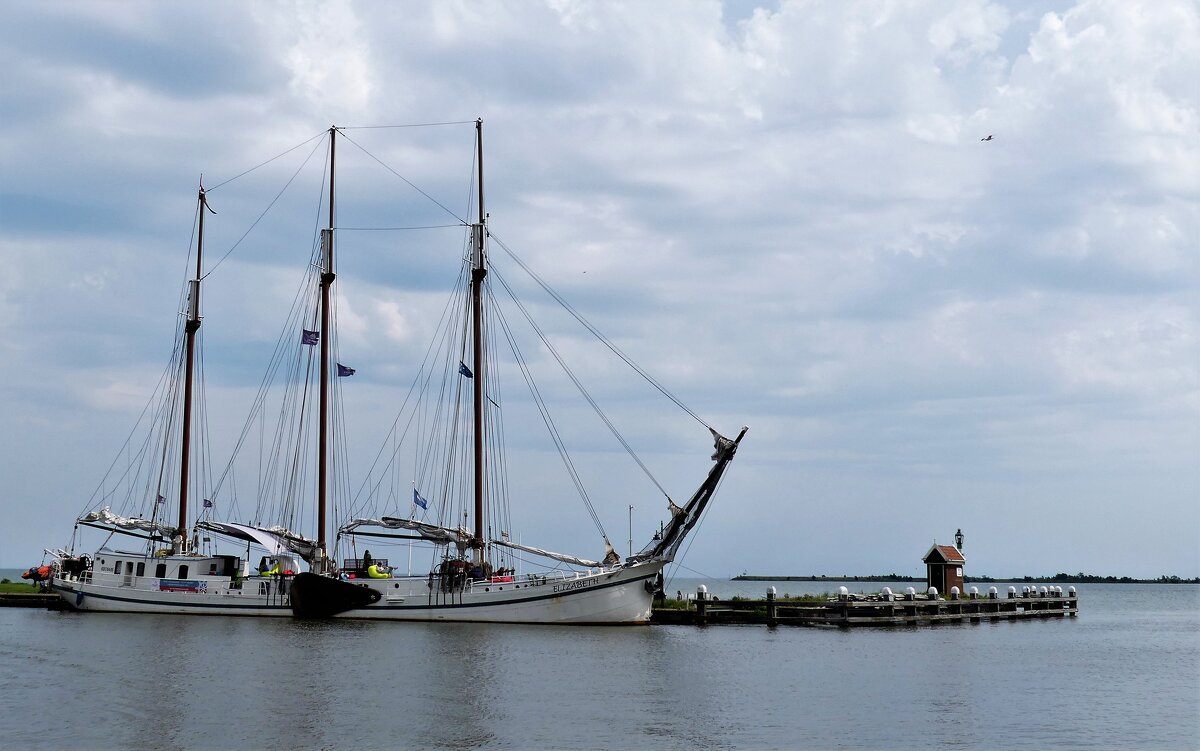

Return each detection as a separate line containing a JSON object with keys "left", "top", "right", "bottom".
{"left": 340, "top": 121, "right": 477, "bottom": 130}
{"left": 205, "top": 130, "right": 326, "bottom": 193}
{"left": 488, "top": 290, "right": 608, "bottom": 538}
{"left": 201, "top": 135, "right": 327, "bottom": 281}
{"left": 336, "top": 130, "right": 469, "bottom": 227}
{"left": 490, "top": 233, "right": 714, "bottom": 433}
{"left": 343, "top": 267, "right": 467, "bottom": 521}
{"left": 490, "top": 266, "right": 673, "bottom": 503}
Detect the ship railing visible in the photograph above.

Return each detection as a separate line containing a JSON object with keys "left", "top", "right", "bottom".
{"left": 453, "top": 568, "right": 598, "bottom": 592}
{"left": 59, "top": 569, "right": 93, "bottom": 584}
{"left": 511, "top": 569, "right": 600, "bottom": 586}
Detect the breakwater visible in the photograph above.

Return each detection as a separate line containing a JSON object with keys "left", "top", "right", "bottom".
{"left": 653, "top": 585, "right": 1079, "bottom": 626}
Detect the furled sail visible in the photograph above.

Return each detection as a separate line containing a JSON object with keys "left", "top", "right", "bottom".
{"left": 491, "top": 539, "right": 606, "bottom": 569}
{"left": 78, "top": 507, "right": 176, "bottom": 538}
{"left": 195, "top": 520, "right": 319, "bottom": 560}
{"left": 341, "top": 517, "right": 473, "bottom": 549}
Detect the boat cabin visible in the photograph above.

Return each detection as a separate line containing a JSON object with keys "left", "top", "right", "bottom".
{"left": 94, "top": 550, "right": 243, "bottom": 581}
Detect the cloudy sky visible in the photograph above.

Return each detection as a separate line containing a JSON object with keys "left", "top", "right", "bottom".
{"left": 2, "top": 0, "right": 1196, "bottom": 579}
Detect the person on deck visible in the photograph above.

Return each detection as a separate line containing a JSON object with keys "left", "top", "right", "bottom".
{"left": 362, "top": 549, "right": 373, "bottom": 574}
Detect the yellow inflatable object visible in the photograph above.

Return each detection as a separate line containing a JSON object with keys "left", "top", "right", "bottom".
{"left": 366, "top": 564, "right": 391, "bottom": 579}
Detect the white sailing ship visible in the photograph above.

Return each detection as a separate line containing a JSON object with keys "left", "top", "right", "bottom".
{"left": 50, "top": 121, "right": 745, "bottom": 624}
{"left": 50, "top": 180, "right": 318, "bottom": 615}
{"left": 290, "top": 121, "right": 745, "bottom": 623}
{"left": 47, "top": 133, "right": 340, "bottom": 614}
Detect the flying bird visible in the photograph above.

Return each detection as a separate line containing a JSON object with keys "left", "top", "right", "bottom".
{"left": 981, "top": 134, "right": 994, "bottom": 141}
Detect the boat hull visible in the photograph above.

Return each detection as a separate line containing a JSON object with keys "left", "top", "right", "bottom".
{"left": 291, "top": 560, "right": 664, "bottom": 625}
{"left": 50, "top": 573, "right": 293, "bottom": 617}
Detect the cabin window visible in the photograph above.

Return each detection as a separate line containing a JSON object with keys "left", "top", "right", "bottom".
{"left": 178, "top": 565, "right": 189, "bottom": 579}
{"left": 155, "top": 563, "right": 167, "bottom": 578}
{"left": 209, "top": 563, "right": 218, "bottom": 576}
{"left": 113, "top": 560, "right": 121, "bottom": 574}
{"left": 136, "top": 562, "right": 145, "bottom": 576}
{"left": 126, "top": 562, "right": 134, "bottom": 575}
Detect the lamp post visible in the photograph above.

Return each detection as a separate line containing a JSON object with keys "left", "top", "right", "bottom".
{"left": 955, "top": 528, "right": 964, "bottom": 551}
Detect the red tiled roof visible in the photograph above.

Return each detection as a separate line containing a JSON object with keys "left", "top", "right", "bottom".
{"left": 924, "top": 545, "right": 965, "bottom": 563}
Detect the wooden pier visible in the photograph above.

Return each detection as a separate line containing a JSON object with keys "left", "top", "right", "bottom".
{"left": 652, "top": 586, "right": 1079, "bottom": 627}
{"left": 0, "top": 592, "right": 64, "bottom": 609}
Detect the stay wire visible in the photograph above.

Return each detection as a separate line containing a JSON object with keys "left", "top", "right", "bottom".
{"left": 490, "top": 233, "right": 713, "bottom": 433}
{"left": 490, "top": 265, "right": 672, "bottom": 503}
{"left": 201, "top": 134, "right": 327, "bottom": 280}
{"left": 211, "top": 141, "right": 330, "bottom": 503}
{"left": 340, "top": 121, "right": 476, "bottom": 130}
{"left": 344, "top": 263, "right": 468, "bottom": 520}
{"left": 336, "top": 130, "right": 469, "bottom": 227}
{"left": 205, "top": 130, "right": 327, "bottom": 193}
{"left": 488, "top": 287, "right": 607, "bottom": 538}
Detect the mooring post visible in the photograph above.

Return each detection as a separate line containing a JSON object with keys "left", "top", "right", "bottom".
{"left": 767, "top": 586, "right": 777, "bottom": 627}
{"left": 696, "top": 585, "right": 708, "bottom": 626}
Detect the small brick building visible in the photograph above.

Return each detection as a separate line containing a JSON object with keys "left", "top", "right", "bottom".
{"left": 924, "top": 544, "right": 966, "bottom": 594}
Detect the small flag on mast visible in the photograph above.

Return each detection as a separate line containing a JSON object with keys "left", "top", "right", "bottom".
{"left": 156, "top": 494, "right": 166, "bottom": 505}
{"left": 301, "top": 329, "right": 319, "bottom": 346}
{"left": 337, "top": 363, "right": 355, "bottom": 377}
{"left": 458, "top": 362, "right": 473, "bottom": 378}
{"left": 413, "top": 489, "right": 428, "bottom": 510}
{"left": 203, "top": 499, "right": 213, "bottom": 508}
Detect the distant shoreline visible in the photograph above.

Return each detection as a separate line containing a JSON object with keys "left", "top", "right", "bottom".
{"left": 732, "top": 574, "right": 1200, "bottom": 584}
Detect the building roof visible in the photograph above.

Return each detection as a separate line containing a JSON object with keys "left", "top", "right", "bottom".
{"left": 923, "top": 544, "right": 966, "bottom": 564}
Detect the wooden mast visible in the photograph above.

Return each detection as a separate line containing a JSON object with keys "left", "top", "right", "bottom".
{"left": 177, "top": 183, "right": 207, "bottom": 550}
{"left": 470, "top": 118, "right": 487, "bottom": 562}
{"left": 318, "top": 126, "right": 337, "bottom": 565}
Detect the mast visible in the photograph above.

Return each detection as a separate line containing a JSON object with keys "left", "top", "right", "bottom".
{"left": 176, "top": 183, "right": 207, "bottom": 551}
{"left": 318, "top": 126, "right": 337, "bottom": 564}
{"left": 470, "top": 118, "right": 487, "bottom": 561}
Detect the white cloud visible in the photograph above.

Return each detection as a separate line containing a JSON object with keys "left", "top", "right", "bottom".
{"left": 1, "top": 0, "right": 1197, "bottom": 577}
{"left": 272, "top": 1, "right": 374, "bottom": 114}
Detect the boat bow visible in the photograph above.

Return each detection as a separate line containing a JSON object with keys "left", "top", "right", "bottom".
{"left": 629, "top": 425, "right": 748, "bottom": 564}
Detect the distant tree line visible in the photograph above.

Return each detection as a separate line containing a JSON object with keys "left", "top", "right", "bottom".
{"left": 967, "top": 573, "right": 1200, "bottom": 584}
{"left": 734, "top": 573, "right": 1200, "bottom": 584}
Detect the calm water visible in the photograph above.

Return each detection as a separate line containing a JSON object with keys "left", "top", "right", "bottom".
{"left": 1, "top": 577, "right": 1196, "bottom": 750}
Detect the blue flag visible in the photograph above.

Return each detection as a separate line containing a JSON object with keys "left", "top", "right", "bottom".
{"left": 156, "top": 494, "right": 166, "bottom": 505}
{"left": 301, "top": 329, "right": 319, "bottom": 346}
{"left": 413, "top": 489, "right": 428, "bottom": 510}
{"left": 203, "top": 499, "right": 213, "bottom": 508}
{"left": 458, "top": 362, "right": 473, "bottom": 378}
{"left": 337, "top": 363, "right": 355, "bottom": 377}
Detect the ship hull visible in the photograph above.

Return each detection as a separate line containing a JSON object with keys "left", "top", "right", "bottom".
{"left": 50, "top": 572, "right": 293, "bottom": 617}
{"left": 291, "top": 560, "right": 664, "bottom": 625}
